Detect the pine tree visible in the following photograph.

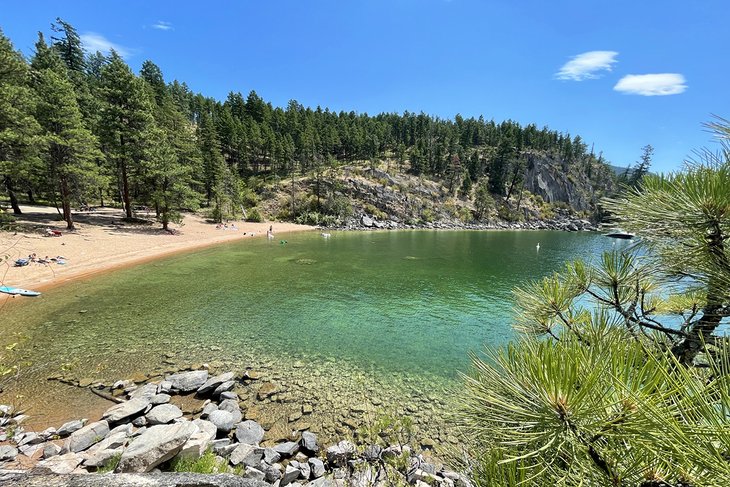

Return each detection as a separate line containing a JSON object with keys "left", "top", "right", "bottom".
{"left": 99, "top": 52, "right": 154, "bottom": 218}
{"left": 31, "top": 49, "right": 101, "bottom": 230}
{"left": 0, "top": 29, "right": 40, "bottom": 214}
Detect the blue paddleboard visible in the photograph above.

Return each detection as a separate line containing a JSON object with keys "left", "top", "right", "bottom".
{"left": 0, "top": 286, "right": 41, "bottom": 297}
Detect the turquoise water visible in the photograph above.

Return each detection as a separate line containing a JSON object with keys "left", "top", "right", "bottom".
{"left": 0, "top": 230, "right": 613, "bottom": 437}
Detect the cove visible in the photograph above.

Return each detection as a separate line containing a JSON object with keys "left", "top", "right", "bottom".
{"left": 0, "top": 230, "right": 614, "bottom": 436}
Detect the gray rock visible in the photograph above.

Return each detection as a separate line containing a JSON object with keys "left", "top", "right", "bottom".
{"left": 309, "top": 457, "right": 325, "bottom": 478}
{"left": 211, "top": 439, "right": 237, "bottom": 457}
{"left": 165, "top": 370, "right": 209, "bottom": 393}
{"left": 201, "top": 402, "right": 218, "bottom": 418}
{"left": 281, "top": 464, "right": 300, "bottom": 486}
{"left": 149, "top": 394, "right": 171, "bottom": 405}
{"left": 176, "top": 419, "right": 217, "bottom": 460}
{"left": 218, "top": 399, "right": 240, "bottom": 414}
{"left": 213, "top": 381, "right": 236, "bottom": 396}
{"left": 230, "top": 443, "right": 264, "bottom": 467}
{"left": 235, "top": 420, "right": 265, "bottom": 445}
{"left": 326, "top": 440, "right": 355, "bottom": 467}
{"left": 263, "top": 447, "right": 281, "bottom": 465}
{"left": 300, "top": 431, "right": 318, "bottom": 453}
{"left": 145, "top": 404, "right": 183, "bottom": 425}
{"left": 103, "top": 397, "right": 151, "bottom": 423}
{"left": 43, "top": 443, "right": 62, "bottom": 459}
{"left": 40, "top": 427, "right": 57, "bottom": 439}
{"left": 18, "top": 431, "right": 42, "bottom": 446}
{"left": 129, "top": 383, "right": 158, "bottom": 400}
{"left": 84, "top": 446, "right": 124, "bottom": 468}
{"left": 19, "top": 442, "right": 44, "bottom": 457}
{"left": 362, "top": 215, "right": 374, "bottom": 227}
{"left": 132, "top": 416, "right": 148, "bottom": 427}
{"left": 157, "top": 380, "right": 173, "bottom": 394}
{"left": 297, "top": 460, "right": 311, "bottom": 480}
{"left": 273, "top": 441, "right": 299, "bottom": 457}
{"left": 66, "top": 420, "right": 110, "bottom": 453}
{"left": 0, "top": 472, "right": 269, "bottom": 486}
{"left": 0, "top": 445, "right": 18, "bottom": 461}
{"left": 116, "top": 422, "right": 198, "bottom": 473}
{"left": 219, "top": 390, "right": 237, "bottom": 401}
{"left": 57, "top": 419, "right": 86, "bottom": 437}
{"left": 208, "top": 409, "right": 240, "bottom": 433}
{"left": 244, "top": 466, "right": 266, "bottom": 482}
{"left": 265, "top": 463, "right": 282, "bottom": 483}
{"left": 33, "top": 452, "right": 83, "bottom": 474}
{"left": 307, "top": 478, "right": 336, "bottom": 487}
{"left": 198, "top": 371, "right": 234, "bottom": 395}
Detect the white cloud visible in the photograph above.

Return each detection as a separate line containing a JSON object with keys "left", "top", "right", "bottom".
{"left": 613, "top": 73, "right": 687, "bottom": 96}
{"left": 556, "top": 51, "right": 619, "bottom": 81}
{"left": 80, "top": 32, "right": 131, "bottom": 58}
{"left": 152, "top": 21, "right": 173, "bottom": 31}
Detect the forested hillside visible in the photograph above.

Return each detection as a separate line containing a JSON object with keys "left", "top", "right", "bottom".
{"left": 1, "top": 19, "right": 617, "bottom": 231}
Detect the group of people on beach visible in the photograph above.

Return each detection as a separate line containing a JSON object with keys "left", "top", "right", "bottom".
{"left": 215, "top": 222, "right": 238, "bottom": 230}
{"left": 15, "top": 254, "right": 66, "bottom": 267}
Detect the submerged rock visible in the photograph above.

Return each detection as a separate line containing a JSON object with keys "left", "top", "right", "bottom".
{"left": 198, "top": 371, "right": 234, "bottom": 395}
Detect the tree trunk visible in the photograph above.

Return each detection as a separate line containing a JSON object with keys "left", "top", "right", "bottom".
{"left": 4, "top": 177, "right": 22, "bottom": 215}
{"left": 673, "top": 225, "right": 730, "bottom": 363}
{"left": 99, "top": 188, "right": 105, "bottom": 207}
{"left": 121, "top": 162, "right": 132, "bottom": 219}
{"left": 27, "top": 189, "right": 36, "bottom": 205}
{"left": 60, "top": 177, "right": 75, "bottom": 231}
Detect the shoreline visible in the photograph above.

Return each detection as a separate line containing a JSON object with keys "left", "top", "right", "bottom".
{"left": 0, "top": 205, "right": 315, "bottom": 299}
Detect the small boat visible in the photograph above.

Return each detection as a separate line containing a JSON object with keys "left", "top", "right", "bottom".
{"left": 0, "top": 286, "right": 41, "bottom": 297}
{"left": 604, "top": 231, "right": 635, "bottom": 240}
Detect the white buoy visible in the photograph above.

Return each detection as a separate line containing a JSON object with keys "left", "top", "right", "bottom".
{"left": 536, "top": 242, "right": 540, "bottom": 251}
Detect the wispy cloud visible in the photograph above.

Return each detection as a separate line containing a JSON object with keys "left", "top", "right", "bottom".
{"left": 613, "top": 73, "right": 687, "bottom": 96}
{"left": 556, "top": 51, "right": 619, "bottom": 81}
{"left": 80, "top": 32, "right": 131, "bottom": 58}
{"left": 152, "top": 21, "right": 173, "bottom": 31}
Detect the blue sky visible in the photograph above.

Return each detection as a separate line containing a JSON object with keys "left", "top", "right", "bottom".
{"left": 2, "top": 0, "right": 729, "bottom": 172}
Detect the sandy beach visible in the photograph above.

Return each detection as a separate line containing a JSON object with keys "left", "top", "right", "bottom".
{"left": 0, "top": 204, "right": 314, "bottom": 296}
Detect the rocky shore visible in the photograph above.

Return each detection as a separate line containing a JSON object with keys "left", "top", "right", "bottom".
{"left": 0, "top": 369, "right": 470, "bottom": 487}
{"left": 333, "top": 211, "right": 599, "bottom": 233}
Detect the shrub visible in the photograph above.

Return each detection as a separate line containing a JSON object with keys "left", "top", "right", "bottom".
{"left": 170, "top": 450, "right": 227, "bottom": 474}
{"left": 420, "top": 208, "right": 435, "bottom": 223}
{"left": 246, "top": 207, "right": 263, "bottom": 222}
{"left": 363, "top": 203, "right": 387, "bottom": 221}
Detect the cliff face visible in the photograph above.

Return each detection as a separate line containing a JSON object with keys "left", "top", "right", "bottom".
{"left": 259, "top": 151, "right": 616, "bottom": 228}
{"left": 522, "top": 150, "right": 615, "bottom": 212}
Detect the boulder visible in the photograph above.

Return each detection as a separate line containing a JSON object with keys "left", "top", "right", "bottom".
{"left": 297, "top": 460, "right": 311, "bottom": 480}
{"left": 116, "top": 422, "right": 198, "bottom": 473}
{"left": 362, "top": 215, "right": 374, "bottom": 227}
{"left": 300, "top": 431, "right": 318, "bottom": 453}
{"left": 201, "top": 402, "right": 218, "bottom": 418}
{"left": 263, "top": 447, "right": 281, "bottom": 465}
{"left": 273, "top": 441, "right": 299, "bottom": 457}
{"left": 33, "top": 452, "right": 83, "bottom": 474}
{"left": 218, "top": 399, "right": 240, "bottom": 414}
{"left": 235, "top": 420, "right": 265, "bottom": 446}
{"left": 230, "top": 443, "right": 264, "bottom": 467}
{"left": 57, "top": 419, "right": 86, "bottom": 437}
{"left": 66, "top": 420, "right": 110, "bottom": 453}
{"left": 309, "top": 457, "right": 325, "bottom": 478}
{"left": 280, "top": 464, "right": 300, "bottom": 486}
{"left": 0, "top": 445, "right": 18, "bottom": 461}
{"left": 157, "top": 380, "right": 173, "bottom": 394}
{"left": 213, "top": 381, "right": 236, "bottom": 397}
{"left": 149, "top": 394, "right": 171, "bottom": 406}
{"left": 197, "top": 372, "right": 234, "bottom": 395}
{"left": 165, "top": 370, "right": 209, "bottom": 393}
{"left": 43, "top": 443, "right": 62, "bottom": 459}
{"left": 176, "top": 419, "right": 217, "bottom": 460}
{"left": 145, "top": 404, "right": 183, "bottom": 425}
{"left": 219, "top": 391, "right": 237, "bottom": 401}
{"left": 84, "top": 446, "right": 124, "bottom": 468}
{"left": 326, "top": 440, "right": 355, "bottom": 467}
{"left": 264, "top": 463, "right": 282, "bottom": 483}
{"left": 211, "top": 439, "right": 237, "bottom": 457}
{"left": 129, "top": 383, "right": 158, "bottom": 400}
{"left": 244, "top": 466, "right": 266, "bottom": 482}
{"left": 208, "top": 409, "right": 240, "bottom": 433}
{"left": 103, "top": 397, "right": 151, "bottom": 423}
